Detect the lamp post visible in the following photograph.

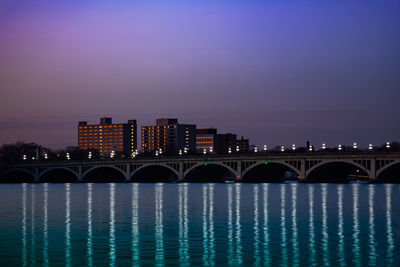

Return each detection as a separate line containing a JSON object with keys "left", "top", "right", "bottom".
{"left": 254, "top": 146, "right": 258, "bottom": 153}
{"left": 236, "top": 145, "right": 240, "bottom": 153}
{"left": 23, "top": 154, "right": 27, "bottom": 161}
{"left": 369, "top": 144, "right": 373, "bottom": 151}
{"left": 322, "top": 143, "right": 326, "bottom": 150}
{"left": 263, "top": 145, "right": 267, "bottom": 152}
{"left": 292, "top": 144, "right": 296, "bottom": 151}
{"left": 353, "top": 142, "right": 357, "bottom": 149}
{"left": 386, "top": 142, "right": 390, "bottom": 149}
{"left": 179, "top": 150, "right": 182, "bottom": 156}
{"left": 280, "top": 146, "right": 285, "bottom": 152}
{"left": 338, "top": 145, "right": 342, "bottom": 151}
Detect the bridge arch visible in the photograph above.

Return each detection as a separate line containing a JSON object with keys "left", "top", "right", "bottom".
{"left": 376, "top": 161, "right": 400, "bottom": 182}
{"left": 83, "top": 165, "right": 127, "bottom": 182}
{"left": 39, "top": 167, "right": 79, "bottom": 182}
{"left": 242, "top": 161, "right": 301, "bottom": 182}
{"left": 184, "top": 162, "right": 237, "bottom": 182}
{"left": 306, "top": 160, "right": 370, "bottom": 182}
{"left": 0, "top": 168, "right": 36, "bottom": 182}
{"left": 131, "top": 164, "right": 179, "bottom": 182}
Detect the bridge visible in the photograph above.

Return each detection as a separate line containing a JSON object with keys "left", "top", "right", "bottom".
{"left": 1, "top": 152, "right": 400, "bottom": 183}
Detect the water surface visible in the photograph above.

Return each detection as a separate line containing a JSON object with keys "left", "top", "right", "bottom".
{"left": 0, "top": 183, "right": 399, "bottom": 266}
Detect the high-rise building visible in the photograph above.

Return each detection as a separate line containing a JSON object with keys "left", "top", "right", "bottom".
{"left": 141, "top": 118, "right": 196, "bottom": 154}
{"left": 78, "top": 117, "right": 137, "bottom": 156}
{"left": 236, "top": 136, "right": 249, "bottom": 153}
{"left": 196, "top": 128, "right": 218, "bottom": 153}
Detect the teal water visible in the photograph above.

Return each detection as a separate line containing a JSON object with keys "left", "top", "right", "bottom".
{"left": 0, "top": 183, "right": 399, "bottom": 266}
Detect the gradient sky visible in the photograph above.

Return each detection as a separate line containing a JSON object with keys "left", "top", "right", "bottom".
{"left": 0, "top": 0, "right": 399, "bottom": 149}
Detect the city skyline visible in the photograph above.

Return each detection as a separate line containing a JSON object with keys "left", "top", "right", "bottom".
{"left": 1, "top": 0, "right": 399, "bottom": 149}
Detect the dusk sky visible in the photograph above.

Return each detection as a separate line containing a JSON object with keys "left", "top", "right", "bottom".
{"left": 0, "top": 0, "right": 399, "bottom": 149}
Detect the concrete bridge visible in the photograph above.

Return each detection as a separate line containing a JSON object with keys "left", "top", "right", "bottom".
{"left": 1, "top": 153, "right": 400, "bottom": 182}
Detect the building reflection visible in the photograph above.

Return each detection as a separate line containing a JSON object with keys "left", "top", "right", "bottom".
{"left": 291, "top": 184, "right": 299, "bottom": 267}
{"left": 131, "top": 183, "right": 139, "bottom": 265}
{"left": 65, "top": 183, "right": 71, "bottom": 267}
{"left": 280, "top": 184, "right": 287, "bottom": 266}
{"left": 337, "top": 185, "right": 345, "bottom": 267}
{"left": 253, "top": 185, "right": 260, "bottom": 265}
{"left": 368, "top": 185, "right": 376, "bottom": 266}
{"left": 155, "top": 183, "right": 164, "bottom": 266}
{"left": 308, "top": 186, "right": 316, "bottom": 267}
{"left": 87, "top": 183, "right": 93, "bottom": 267}
{"left": 43, "top": 183, "right": 49, "bottom": 267}
{"left": 109, "top": 183, "right": 116, "bottom": 267}
{"left": 321, "top": 185, "right": 329, "bottom": 266}
{"left": 178, "top": 183, "right": 189, "bottom": 266}
{"left": 22, "top": 184, "right": 27, "bottom": 267}
{"left": 352, "top": 184, "right": 360, "bottom": 266}
{"left": 263, "top": 184, "right": 270, "bottom": 266}
{"left": 385, "top": 184, "right": 394, "bottom": 265}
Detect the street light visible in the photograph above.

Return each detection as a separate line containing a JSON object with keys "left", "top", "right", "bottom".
{"left": 179, "top": 149, "right": 182, "bottom": 156}
{"left": 338, "top": 145, "right": 342, "bottom": 151}
{"left": 209, "top": 147, "right": 213, "bottom": 153}
{"left": 236, "top": 145, "right": 240, "bottom": 153}
{"left": 254, "top": 146, "right": 258, "bottom": 153}
{"left": 88, "top": 151, "right": 92, "bottom": 159}
{"left": 353, "top": 142, "right": 357, "bottom": 149}
{"left": 308, "top": 145, "right": 313, "bottom": 152}
{"left": 263, "top": 145, "right": 267, "bottom": 152}
{"left": 280, "top": 146, "right": 285, "bottom": 152}
{"left": 44, "top": 153, "right": 48, "bottom": 160}
{"left": 110, "top": 150, "right": 115, "bottom": 158}
{"left": 203, "top": 149, "right": 207, "bottom": 155}
{"left": 386, "top": 142, "right": 390, "bottom": 149}
{"left": 228, "top": 147, "right": 232, "bottom": 154}
{"left": 292, "top": 144, "right": 296, "bottom": 151}
{"left": 23, "top": 154, "right": 27, "bottom": 161}
{"left": 184, "top": 147, "right": 188, "bottom": 154}
{"left": 159, "top": 148, "right": 163, "bottom": 155}
{"left": 369, "top": 144, "right": 373, "bottom": 151}
{"left": 322, "top": 143, "right": 326, "bottom": 150}
{"left": 66, "top": 152, "right": 70, "bottom": 160}
{"left": 155, "top": 151, "right": 159, "bottom": 157}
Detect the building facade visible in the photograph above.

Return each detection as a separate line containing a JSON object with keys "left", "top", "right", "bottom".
{"left": 196, "top": 128, "right": 218, "bottom": 153}
{"left": 217, "top": 133, "right": 237, "bottom": 154}
{"left": 141, "top": 118, "right": 196, "bottom": 154}
{"left": 236, "top": 136, "right": 249, "bottom": 153}
{"left": 78, "top": 118, "right": 137, "bottom": 157}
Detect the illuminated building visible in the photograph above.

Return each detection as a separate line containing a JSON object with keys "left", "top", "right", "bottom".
{"left": 141, "top": 118, "right": 196, "bottom": 154}
{"left": 196, "top": 128, "right": 218, "bottom": 153}
{"left": 78, "top": 118, "right": 137, "bottom": 156}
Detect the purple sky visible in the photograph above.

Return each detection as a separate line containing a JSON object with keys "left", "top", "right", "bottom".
{"left": 0, "top": 0, "right": 399, "bottom": 149}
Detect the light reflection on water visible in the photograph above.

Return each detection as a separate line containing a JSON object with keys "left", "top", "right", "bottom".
{"left": 321, "top": 185, "right": 329, "bottom": 266}
{"left": 337, "top": 185, "right": 345, "bottom": 267}
{"left": 1, "top": 183, "right": 399, "bottom": 266}
{"left": 87, "top": 183, "right": 93, "bottom": 267}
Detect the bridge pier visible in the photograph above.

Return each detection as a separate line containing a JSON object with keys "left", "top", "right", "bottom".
{"left": 299, "top": 160, "right": 306, "bottom": 181}
{"left": 77, "top": 166, "right": 83, "bottom": 182}
{"left": 178, "top": 162, "right": 184, "bottom": 182}
{"left": 369, "top": 159, "right": 376, "bottom": 181}
{"left": 34, "top": 168, "right": 39, "bottom": 182}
